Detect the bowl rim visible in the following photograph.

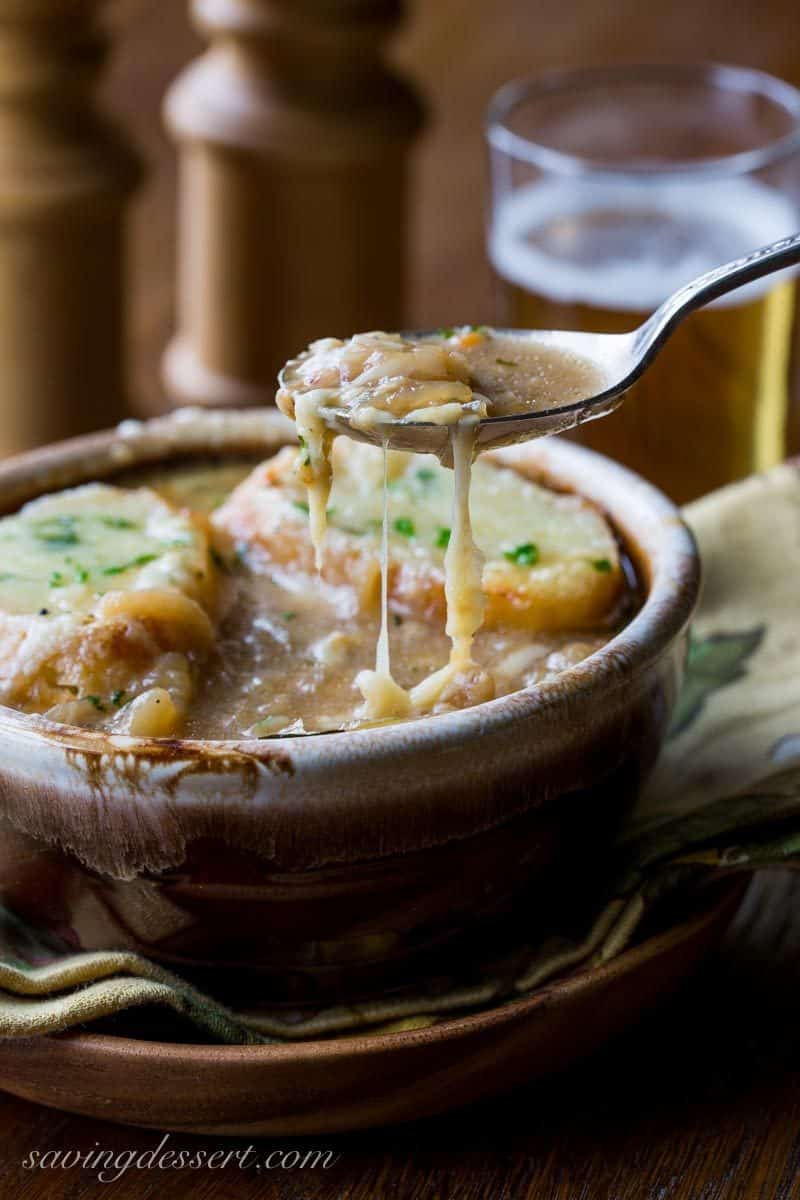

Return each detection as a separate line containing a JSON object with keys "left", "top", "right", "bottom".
{"left": 0, "top": 407, "right": 700, "bottom": 764}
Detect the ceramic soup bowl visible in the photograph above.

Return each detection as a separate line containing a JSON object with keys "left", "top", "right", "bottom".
{"left": 0, "top": 409, "right": 699, "bottom": 1002}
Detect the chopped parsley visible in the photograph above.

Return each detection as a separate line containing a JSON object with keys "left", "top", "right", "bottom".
{"left": 435, "top": 526, "right": 451, "bottom": 548}
{"left": 49, "top": 571, "right": 66, "bottom": 587}
{"left": 292, "top": 500, "right": 310, "bottom": 515}
{"left": 33, "top": 516, "right": 80, "bottom": 548}
{"left": 592, "top": 557, "right": 613, "bottom": 572}
{"left": 436, "top": 327, "right": 455, "bottom": 339}
{"left": 101, "top": 516, "right": 138, "bottom": 530}
{"left": 111, "top": 690, "right": 127, "bottom": 708}
{"left": 415, "top": 467, "right": 437, "bottom": 487}
{"left": 393, "top": 516, "right": 415, "bottom": 538}
{"left": 64, "top": 558, "right": 90, "bottom": 584}
{"left": 465, "top": 324, "right": 488, "bottom": 333}
{"left": 297, "top": 434, "right": 311, "bottom": 467}
{"left": 496, "top": 358, "right": 518, "bottom": 367}
{"left": 504, "top": 542, "right": 539, "bottom": 566}
{"left": 101, "top": 553, "right": 158, "bottom": 576}
{"left": 282, "top": 611, "right": 297, "bottom": 621}
{"left": 83, "top": 695, "right": 106, "bottom": 713}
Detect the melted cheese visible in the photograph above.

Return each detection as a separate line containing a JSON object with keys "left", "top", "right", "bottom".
{"left": 271, "top": 339, "right": 621, "bottom": 725}
{"left": 0, "top": 483, "right": 221, "bottom": 735}
{"left": 0, "top": 483, "right": 214, "bottom": 616}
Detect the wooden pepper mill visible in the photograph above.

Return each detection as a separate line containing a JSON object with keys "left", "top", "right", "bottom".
{"left": 163, "top": 0, "right": 425, "bottom": 410}
{"left": 0, "top": 1, "right": 140, "bottom": 456}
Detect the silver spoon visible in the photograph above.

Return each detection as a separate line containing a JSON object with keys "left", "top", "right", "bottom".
{"left": 287, "top": 230, "right": 800, "bottom": 458}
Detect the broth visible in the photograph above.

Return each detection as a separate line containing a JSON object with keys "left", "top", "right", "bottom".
{"left": 135, "top": 452, "right": 629, "bottom": 738}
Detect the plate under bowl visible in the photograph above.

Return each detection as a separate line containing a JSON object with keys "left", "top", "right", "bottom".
{"left": 0, "top": 878, "right": 744, "bottom": 1136}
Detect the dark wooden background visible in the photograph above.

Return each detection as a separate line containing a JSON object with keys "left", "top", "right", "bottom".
{"left": 105, "top": 0, "right": 800, "bottom": 416}
{"left": 2, "top": 1, "right": 800, "bottom": 1195}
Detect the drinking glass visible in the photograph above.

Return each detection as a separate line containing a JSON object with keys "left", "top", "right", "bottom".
{"left": 487, "top": 64, "right": 800, "bottom": 502}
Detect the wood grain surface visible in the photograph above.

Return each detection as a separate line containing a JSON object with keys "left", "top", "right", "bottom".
{"left": 1, "top": 872, "right": 799, "bottom": 1197}
{"left": 2, "top": 2, "right": 800, "bottom": 1195}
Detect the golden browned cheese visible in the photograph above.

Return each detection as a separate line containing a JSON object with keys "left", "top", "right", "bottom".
{"left": 214, "top": 440, "right": 622, "bottom": 634}
{"left": 0, "top": 483, "right": 223, "bottom": 735}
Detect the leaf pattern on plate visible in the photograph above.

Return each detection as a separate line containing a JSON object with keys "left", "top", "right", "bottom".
{"left": 669, "top": 625, "right": 765, "bottom": 739}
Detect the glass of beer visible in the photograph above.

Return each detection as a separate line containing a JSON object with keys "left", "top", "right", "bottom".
{"left": 487, "top": 64, "right": 800, "bottom": 502}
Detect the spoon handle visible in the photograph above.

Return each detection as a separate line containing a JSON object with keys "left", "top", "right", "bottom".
{"left": 634, "top": 229, "right": 800, "bottom": 364}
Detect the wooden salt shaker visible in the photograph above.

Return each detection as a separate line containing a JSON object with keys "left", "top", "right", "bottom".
{"left": 163, "top": 0, "right": 425, "bottom": 410}
{"left": 0, "top": 1, "right": 140, "bottom": 456}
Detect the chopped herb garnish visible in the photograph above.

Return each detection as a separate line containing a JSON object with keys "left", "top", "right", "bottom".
{"left": 297, "top": 434, "right": 311, "bottom": 466}
{"left": 282, "top": 611, "right": 297, "bottom": 621}
{"left": 435, "top": 526, "right": 451, "bottom": 548}
{"left": 101, "top": 517, "right": 138, "bottom": 530}
{"left": 64, "top": 557, "right": 89, "bottom": 584}
{"left": 496, "top": 358, "right": 518, "bottom": 367}
{"left": 101, "top": 553, "right": 158, "bottom": 576}
{"left": 436, "top": 327, "right": 455, "bottom": 338}
{"left": 49, "top": 571, "right": 65, "bottom": 587}
{"left": 465, "top": 324, "right": 488, "bottom": 333}
{"left": 83, "top": 695, "right": 106, "bottom": 713}
{"left": 415, "top": 468, "right": 436, "bottom": 486}
{"left": 394, "top": 516, "right": 415, "bottom": 538}
{"left": 592, "top": 558, "right": 613, "bottom": 573}
{"left": 504, "top": 542, "right": 539, "bottom": 566}
{"left": 33, "top": 516, "right": 79, "bottom": 548}
{"left": 111, "top": 690, "right": 127, "bottom": 708}
{"left": 292, "top": 500, "right": 310, "bottom": 515}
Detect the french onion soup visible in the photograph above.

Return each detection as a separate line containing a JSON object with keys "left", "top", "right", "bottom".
{"left": 0, "top": 329, "right": 632, "bottom": 738}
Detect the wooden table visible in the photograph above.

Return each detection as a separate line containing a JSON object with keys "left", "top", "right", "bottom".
{"left": 3, "top": 3, "right": 800, "bottom": 1194}
{"left": 0, "top": 872, "right": 798, "bottom": 1198}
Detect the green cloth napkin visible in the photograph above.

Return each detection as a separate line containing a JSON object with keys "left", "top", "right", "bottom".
{"left": 2, "top": 463, "right": 800, "bottom": 1045}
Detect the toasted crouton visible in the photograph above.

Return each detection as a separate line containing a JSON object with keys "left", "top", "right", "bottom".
{"left": 0, "top": 483, "right": 222, "bottom": 734}
{"left": 213, "top": 440, "right": 622, "bottom": 633}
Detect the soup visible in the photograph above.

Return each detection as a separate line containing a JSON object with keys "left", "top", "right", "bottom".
{"left": 0, "top": 321, "right": 631, "bottom": 737}
{"left": 0, "top": 443, "right": 631, "bottom": 739}
{"left": 276, "top": 326, "right": 611, "bottom": 722}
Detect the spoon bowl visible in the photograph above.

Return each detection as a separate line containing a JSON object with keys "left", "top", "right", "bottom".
{"left": 302, "top": 229, "right": 800, "bottom": 457}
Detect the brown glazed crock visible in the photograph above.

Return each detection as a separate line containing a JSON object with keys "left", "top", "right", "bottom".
{"left": 0, "top": 409, "right": 699, "bottom": 1003}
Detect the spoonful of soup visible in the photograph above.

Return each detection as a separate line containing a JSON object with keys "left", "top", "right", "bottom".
{"left": 278, "top": 230, "right": 800, "bottom": 463}
{"left": 275, "top": 229, "right": 800, "bottom": 724}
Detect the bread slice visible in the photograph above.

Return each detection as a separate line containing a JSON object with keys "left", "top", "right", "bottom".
{"left": 213, "top": 440, "right": 622, "bottom": 632}
{"left": 0, "top": 483, "right": 222, "bottom": 735}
